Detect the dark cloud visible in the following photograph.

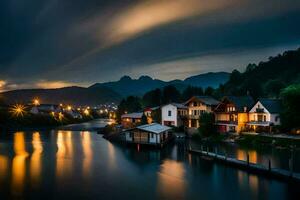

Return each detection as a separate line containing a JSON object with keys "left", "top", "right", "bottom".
{"left": 0, "top": 0, "right": 300, "bottom": 90}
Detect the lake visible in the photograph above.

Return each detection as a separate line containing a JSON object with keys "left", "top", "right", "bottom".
{"left": 0, "top": 119, "right": 299, "bottom": 199}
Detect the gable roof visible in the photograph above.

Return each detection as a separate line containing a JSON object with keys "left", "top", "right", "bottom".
{"left": 258, "top": 98, "right": 281, "bottom": 113}
{"left": 136, "top": 123, "right": 172, "bottom": 134}
{"left": 121, "top": 112, "right": 143, "bottom": 119}
{"left": 223, "top": 96, "right": 255, "bottom": 112}
{"left": 162, "top": 103, "right": 187, "bottom": 109}
{"left": 185, "top": 96, "right": 220, "bottom": 106}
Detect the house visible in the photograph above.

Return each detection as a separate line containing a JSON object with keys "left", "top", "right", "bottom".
{"left": 161, "top": 103, "right": 188, "bottom": 127}
{"left": 124, "top": 123, "right": 173, "bottom": 147}
{"left": 121, "top": 112, "right": 143, "bottom": 129}
{"left": 144, "top": 106, "right": 160, "bottom": 124}
{"left": 184, "top": 96, "right": 219, "bottom": 129}
{"left": 214, "top": 96, "right": 254, "bottom": 133}
{"left": 30, "top": 104, "right": 62, "bottom": 115}
{"left": 247, "top": 98, "right": 281, "bottom": 132}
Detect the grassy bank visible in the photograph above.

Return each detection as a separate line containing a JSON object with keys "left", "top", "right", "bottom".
{"left": 236, "top": 134, "right": 300, "bottom": 148}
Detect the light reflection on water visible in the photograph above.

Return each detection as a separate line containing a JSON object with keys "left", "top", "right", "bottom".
{"left": 0, "top": 130, "right": 298, "bottom": 199}
{"left": 11, "top": 132, "right": 29, "bottom": 197}
{"left": 30, "top": 132, "right": 43, "bottom": 189}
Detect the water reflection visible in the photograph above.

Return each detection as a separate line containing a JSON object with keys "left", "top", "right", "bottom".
{"left": 157, "top": 159, "right": 186, "bottom": 199}
{"left": 11, "top": 132, "right": 29, "bottom": 197}
{"left": 30, "top": 132, "right": 43, "bottom": 188}
{"left": 108, "top": 142, "right": 116, "bottom": 169}
{"left": 81, "top": 131, "right": 92, "bottom": 177}
{"left": 237, "top": 149, "right": 257, "bottom": 163}
{"left": 56, "top": 131, "right": 73, "bottom": 180}
{"left": 0, "top": 154, "right": 8, "bottom": 184}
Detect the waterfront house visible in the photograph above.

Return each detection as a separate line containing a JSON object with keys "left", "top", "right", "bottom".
{"left": 247, "top": 98, "right": 281, "bottom": 132}
{"left": 214, "top": 96, "right": 254, "bottom": 133}
{"left": 161, "top": 103, "right": 188, "bottom": 127}
{"left": 184, "top": 96, "right": 219, "bottom": 129}
{"left": 124, "top": 123, "right": 172, "bottom": 147}
{"left": 121, "top": 112, "right": 143, "bottom": 129}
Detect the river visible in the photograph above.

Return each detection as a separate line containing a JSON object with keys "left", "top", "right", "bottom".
{"left": 0, "top": 119, "right": 299, "bottom": 199}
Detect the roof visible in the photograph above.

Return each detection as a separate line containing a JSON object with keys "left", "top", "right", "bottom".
{"left": 185, "top": 96, "right": 220, "bottom": 106}
{"left": 257, "top": 98, "right": 281, "bottom": 113}
{"left": 121, "top": 112, "right": 143, "bottom": 119}
{"left": 162, "top": 103, "right": 187, "bottom": 109}
{"left": 136, "top": 123, "right": 172, "bottom": 134}
{"left": 223, "top": 96, "right": 254, "bottom": 112}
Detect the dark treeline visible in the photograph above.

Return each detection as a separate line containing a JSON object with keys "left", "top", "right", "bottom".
{"left": 220, "top": 48, "right": 300, "bottom": 99}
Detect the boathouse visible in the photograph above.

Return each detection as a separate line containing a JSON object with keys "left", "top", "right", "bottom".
{"left": 124, "top": 123, "right": 173, "bottom": 147}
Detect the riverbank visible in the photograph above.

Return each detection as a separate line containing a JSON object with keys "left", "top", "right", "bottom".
{"left": 0, "top": 114, "right": 96, "bottom": 132}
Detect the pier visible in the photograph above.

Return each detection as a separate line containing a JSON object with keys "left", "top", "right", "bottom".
{"left": 188, "top": 148, "right": 300, "bottom": 182}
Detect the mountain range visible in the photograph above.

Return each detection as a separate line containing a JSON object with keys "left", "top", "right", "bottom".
{"left": 0, "top": 72, "right": 230, "bottom": 106}
{"left": 90, "top": 72, "right": 230, "bottom": 97}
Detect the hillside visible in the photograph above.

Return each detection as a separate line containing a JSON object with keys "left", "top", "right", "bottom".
{"left": 90, "top": 72, "right": 230, "bottom": 97}
{"left": 222, "top": 47, "right": 300, "bottom": 98}
{"left": 0, "top": 86, "right": 122, "bottom": 106}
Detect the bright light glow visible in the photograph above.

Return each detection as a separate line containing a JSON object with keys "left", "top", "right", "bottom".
{"left": 33, "top": 99, "right": 40, "bottom": 106}
{"left": 67, "top": 106, "right": 72, "bottom": 111}
{"left": 10, "top": 104, "right": 26, "bottom": 117}
{"left": 58, "top": 112, "right": 64, "bottom": 121}
{"left": 84, "top": 109, "right": 90, "bottom": 116}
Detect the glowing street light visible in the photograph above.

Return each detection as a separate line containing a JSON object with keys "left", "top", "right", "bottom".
{"left": 67, "top": 106, "right": 72, "bottom": 111}
{"left": 84, "top": 109, "right": 90, "bottom": 116}
{"left": 33, "top": 99, "right": 40, "bottom": 106}
{"left": 10, "top": 104, "right": 26, "bottom": 117}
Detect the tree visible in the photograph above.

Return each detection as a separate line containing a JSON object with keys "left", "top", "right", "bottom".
{"left": 141, "top": 113, "right": 148, "bottom": 125}
{"left": 198, "top": 113, "right": 217, "bottom": 137}
{"left": 264, "top": 79, "right": 285, "bottom": 98}
{"left": 204, "top": 87, "right": 214, "bottom": 96}
{"left": 280, "top": 84, "right": 300, "bottom": 131}
{"left": 116, "top": 96, "right": 142, "bottom": 122}
{"left": 142, "top": 88, "right": 162, "bottom": 107}
{"left": 182, "top": 86, "right": 203, "bottom": 101}
{"left": 162, "top": 85, "right": 181, "bottom": 104}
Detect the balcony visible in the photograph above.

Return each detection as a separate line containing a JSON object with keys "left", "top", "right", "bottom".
{"left": 247, "top": 121, "right": 270, "bottom": 126}
{"left": 215, "top": 120, "right": 238, "bottom": 125}
{"left": 255, "top": 108, "right": 265, "bottom": 113}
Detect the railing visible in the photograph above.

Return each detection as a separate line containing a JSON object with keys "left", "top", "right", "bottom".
{"left": 215, "top": 120, "right": 238, "bottom": 125}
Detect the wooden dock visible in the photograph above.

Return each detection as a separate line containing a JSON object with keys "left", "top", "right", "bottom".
{"left": 188, "top": 148, "right": 300, "bottom": 182}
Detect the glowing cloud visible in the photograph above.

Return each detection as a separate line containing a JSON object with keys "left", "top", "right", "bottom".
{"left": 35, "top": 81, "right": 74, "bottom": 89}
{"left": 100, "top": 0, "right": 236, "bottom": 46}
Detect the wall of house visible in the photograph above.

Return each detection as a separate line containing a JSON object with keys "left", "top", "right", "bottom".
{"left": 237, "top": 113, "right": 249, "bottom": 132}
{"left": 149, "top": 133, "right": 158, "bottom": 144}
{"left": 270, "top": 114, "right": 281, "bottom": 125}
{"left": 215, "top": 113, "right": 230, "bottom": 121}
{"left": 125, "top": 132, "right": 133, "bottom": 141}
{"left": 161, "top": 104, "right": 178, "bottom": 126}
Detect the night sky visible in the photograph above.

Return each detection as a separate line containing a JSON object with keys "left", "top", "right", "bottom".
{"left": 1, "top": 0, "right": 300, "bottom": 91}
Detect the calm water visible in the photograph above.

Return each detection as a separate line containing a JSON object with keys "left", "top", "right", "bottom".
{"left": 0, "top": 120, "right": 299, "bottom": 199}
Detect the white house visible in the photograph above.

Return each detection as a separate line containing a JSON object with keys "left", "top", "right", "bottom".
{"left": 161, "top": 103, "right": 188, "bottom": 127}
{"left": 124, "top": 123, "right": 172, "bottom": 147}
{"left": 247, "top": 98, "right": 281, "bottom": 132}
